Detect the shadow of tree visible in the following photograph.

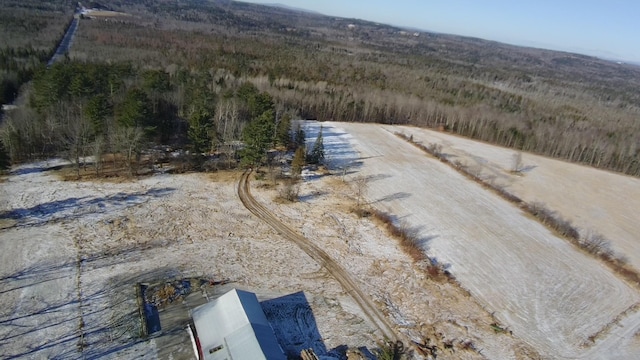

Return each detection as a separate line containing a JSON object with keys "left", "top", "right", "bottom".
{"left": 0, "top": 239, "right": 182, "bottom": 358}
{"left": 1, "top": 266, "right": 181, "bottom": 359}
{"left": 0, "top": 187, "right": 175, "bottom": 228}
{"left": 371, "top": 192, "right": 411, "bottom": 204}
{"left": 298, "top": 190, "right": 328, "bottom": 202}
{"left": 79, "top": 267, "right": 187, "bottom": 360}
{"left": 364, "top": 173, "right": 392, "bottom": 183}
{"left": 9, "top": 163, "right": 65, "bottom": 176}
{"left": 0, "top": 238, "right": 172, "bottom": 288}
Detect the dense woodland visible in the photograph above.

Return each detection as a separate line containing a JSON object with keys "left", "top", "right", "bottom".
{"left": 1, "top": 0, "right": 640, "bottom": 175}
{"left": 3, "top": 60, "right": 295, "bottom": 174}
{"left": 0, "top": 0, "right": 74, "bottom": 106}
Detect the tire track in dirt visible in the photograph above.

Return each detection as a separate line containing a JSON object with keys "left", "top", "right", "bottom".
{"left": 237, "top": 171, "right": 399, "bottom": 343}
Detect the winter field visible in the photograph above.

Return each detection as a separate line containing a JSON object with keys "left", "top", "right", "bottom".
{"left": 302, "top": 121, "right": 640, "bottom": 359}
{"left": 1, "top": 120, "right": 639, "bottom": 359}
{"left": 388, "top": 125, "right": 640, "bottom": 271}
{"left": 0, "top": 160, "right": 537, "bottom": 358}
{"left": 0, "top": 165, "right": 380, "bottom": 359}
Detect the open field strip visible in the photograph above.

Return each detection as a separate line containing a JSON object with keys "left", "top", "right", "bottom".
{"left": 306, "top": 121, "right": 640, "bottom": 358}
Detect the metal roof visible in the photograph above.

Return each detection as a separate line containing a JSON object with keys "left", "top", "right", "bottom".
{"left": 191, "top": 289, "right": 286, "bottom": 360}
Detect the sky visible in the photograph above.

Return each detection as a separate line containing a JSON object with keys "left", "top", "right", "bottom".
{"left": 245, "top": 0, "right": 640, "bottom": 63}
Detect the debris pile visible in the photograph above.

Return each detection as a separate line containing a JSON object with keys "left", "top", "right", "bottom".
{"left": 143, "top": 278, "right": 230, "bottom": 308}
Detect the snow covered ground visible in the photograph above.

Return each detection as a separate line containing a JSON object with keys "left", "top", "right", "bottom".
{"left": 0, "top": 163, "right": 378, "bottom": 359}
{"left": 302, "top": 121, "right": 640, "bottom": 359}
{"left": 0, "top": 155, "right": 541, "bottom": 358}
{"left": 0, "top": 157, "right": 507, "bottom": 359}
{"left": 3, "top": 120, "right": 637, "bottom": 359}
{"left": 389, "top": 125, "right": 640, "bottom": 271}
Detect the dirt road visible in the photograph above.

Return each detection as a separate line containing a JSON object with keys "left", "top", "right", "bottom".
{"left": 237, "top": 171, "right": 399, "bottom": 343}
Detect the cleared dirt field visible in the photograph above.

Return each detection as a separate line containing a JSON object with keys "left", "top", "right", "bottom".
{"left": 304, "top": 121, "right": 640, "bottom": 359}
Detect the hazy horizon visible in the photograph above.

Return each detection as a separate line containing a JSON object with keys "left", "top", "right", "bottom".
{"left": 245, "top": 0, "right": 640, "bottom": 64}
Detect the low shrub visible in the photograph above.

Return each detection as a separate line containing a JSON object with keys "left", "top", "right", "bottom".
{"left": 351, "top": 206, "right": 372, "bottom": 218}
{"left": 580, "top": 231, "right": 612, "bottom": 256}
{"left": 277, "top": 178, "right": 299, "bottom": 202}
{"left": 372, "top": 210, "right": 424, "bottom": 262}
{"left": 525, "top": 202, "right": 580, "bottom": 240}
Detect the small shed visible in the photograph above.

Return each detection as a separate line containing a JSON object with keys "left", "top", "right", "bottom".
{"left": 189, "top": 289, "right": 286, "bottom": 360}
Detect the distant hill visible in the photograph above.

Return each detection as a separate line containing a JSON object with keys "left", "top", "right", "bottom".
{"left": 254, "top": 2, "right": 322, "bottom": 15}
{"left": 80, "top": 1, "right": 113, "bottom": 11}
{"left": 31, "top": 0, "right": 640, "bottom": 176}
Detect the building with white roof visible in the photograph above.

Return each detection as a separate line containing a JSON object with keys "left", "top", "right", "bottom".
{"left": 188, "top": 289, "right": 286, "bottom": 360}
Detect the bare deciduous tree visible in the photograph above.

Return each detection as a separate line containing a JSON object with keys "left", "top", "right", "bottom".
{"left": 113, "top": 127, "right": 144, "bottom": 175}
{"left": 278, "top": 178, "right": 299, "bottom": 202}
{"left": 353, "top": 175, "right": 369, "bottom": 209}
{"left": 428, "top": 142, "right": 443, "bottom": 157}
{"left": 91, "top": 135, "right": 105, "bottom": 176}
{"left": 215, "top": 99, "right": 242, "bottom": 167}
{"left": 581, "top": 231, "right": 613, "bottom": 257}
{"left": 58, "top": 103, "right": 92, "bottom": 178}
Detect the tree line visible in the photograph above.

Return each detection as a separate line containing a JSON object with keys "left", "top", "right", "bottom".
{"left": 2, "top": 0, "right": 639, "bottom": 176}
{"left": 0, "top": 0, "right": 75, "bottom": 107}
{"left": 1, "top": 60, "right": 297, "bottom": 174}
{"left": 65, "top": 1, "right": 640, "bottom": 176}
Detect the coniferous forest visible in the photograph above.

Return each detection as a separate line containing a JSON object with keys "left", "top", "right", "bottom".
{"left": 1, "top": 0, "right": 639, "bottom": 175}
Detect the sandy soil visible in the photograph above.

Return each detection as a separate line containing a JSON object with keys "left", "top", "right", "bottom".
{"left": 303, "top": 121, "right": 640, "bottom": 359}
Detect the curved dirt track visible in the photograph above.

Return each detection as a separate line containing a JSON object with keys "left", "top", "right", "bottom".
{"left": 237, "top": 171, "right": 399, "bottom": 343}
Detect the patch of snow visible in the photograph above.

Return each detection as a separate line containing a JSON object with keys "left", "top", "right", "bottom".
{"left": 314, "top": 121, "right": 640, "bottom": 359}
{"left": 299, "top": 121, "right": 360, "bottom": 171}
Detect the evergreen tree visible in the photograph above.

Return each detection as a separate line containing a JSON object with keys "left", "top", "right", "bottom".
{"left": 237, "top": 83, "right": 274, "bottom": 118}
{"left": 241, "top": 109, "right": 275, "bottom": 167}
{"left": 275, "top": 113, "right": 291, "bottom": 148}
{"left": 0, "top": 140, "right": 10, "bottom": 171}
{"left": 293, "top": 123, "right": 305, "bottom": 149}
{"left": 291, "top": 146, "right": 305, "bottom": 176}
{"left": 85, "top": 94, "right": 111, "bottom": 136}
{"left": 69, "top": 71, "right": 93, "bottom": 98}
{"left": 30, "top": 64, "right": 71, "bottom": 112}
{"left": 142, "top": 70, "right": 171, "bottom": 94}
{"left": 307, "top": 126, "right": 325, "bottom": 164}
{"left": 187, "top": 108, "right": 212, "bottom": 154}
{"left": 117, "top": 88, "right": 151, "bottom": 128}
